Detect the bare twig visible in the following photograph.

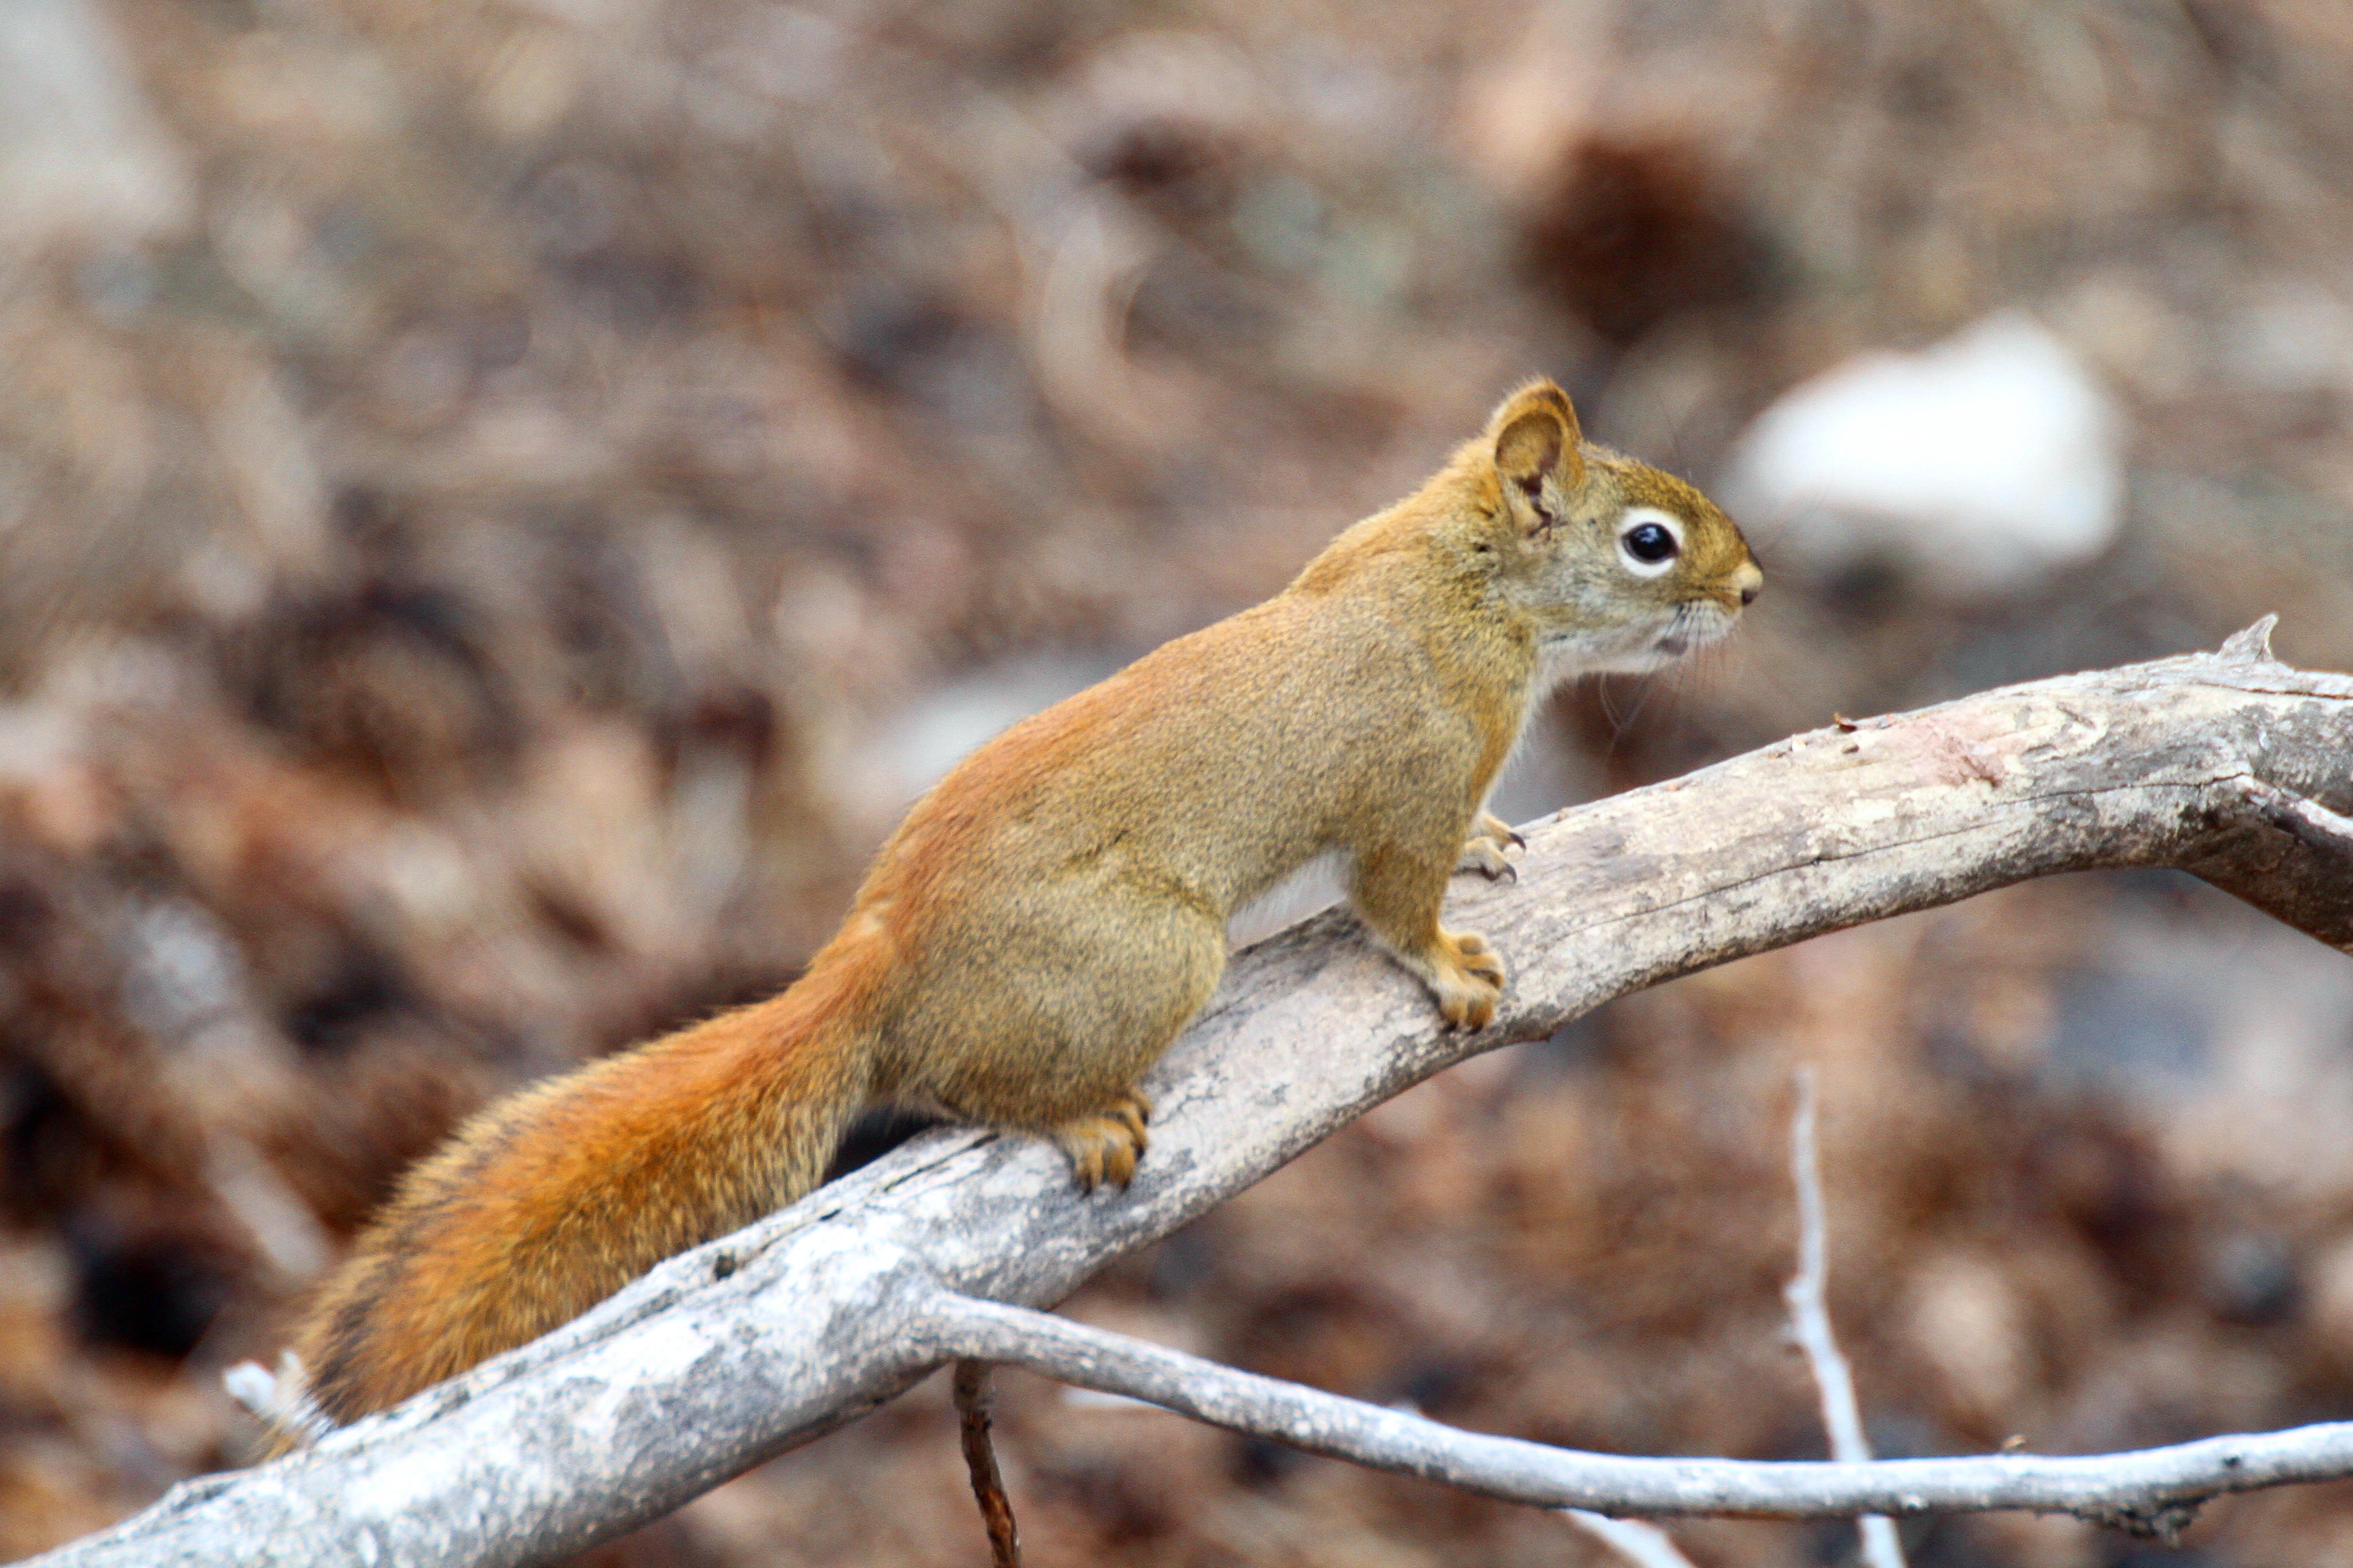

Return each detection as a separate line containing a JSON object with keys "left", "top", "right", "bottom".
{"left": 25, "top": 635, "right": 2353, "bottom": 1567}
{"left": 1563, "top": 1510, "right": 1703, "bottom": 1568}
{"left": 953, "top": 1362, "right": 1021, "bottom": 1567}
{"left": 1784, "top": 1069, "right": 1906, "bottom": 1568}
{"left": 913, "top": 1286, "right": 2353, "bottom": 1526}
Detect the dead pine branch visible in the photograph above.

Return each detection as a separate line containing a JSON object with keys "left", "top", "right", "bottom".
{"left": 23, "top": 625, "right": 2353, "bottom": 1568}
{"left": 909, "top": 1284, "right": 2353, "bottom": 1527}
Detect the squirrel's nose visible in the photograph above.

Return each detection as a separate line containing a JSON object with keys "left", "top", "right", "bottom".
{"left": 1732, "top": 561, "right": 1764, "bottom": 607}
{"left": 1741, "top": 583, "right": 1760, "bottom": 606}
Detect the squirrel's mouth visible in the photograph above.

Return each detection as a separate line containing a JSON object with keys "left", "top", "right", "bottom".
{"left": 1540, "top": 600, "right": 1734, "bottom": 677}
{"left": 1651, "top": 600, "right": 1740, "bottom": 661}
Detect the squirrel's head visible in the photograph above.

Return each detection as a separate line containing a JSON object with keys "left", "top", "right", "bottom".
{"left": 1468, "top": 379, "right": 1762, "bottom": 676}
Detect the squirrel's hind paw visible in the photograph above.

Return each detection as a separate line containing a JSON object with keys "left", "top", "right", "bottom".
{"left": 1053, "top": 1091, "right": 1151, "bottom": 1191}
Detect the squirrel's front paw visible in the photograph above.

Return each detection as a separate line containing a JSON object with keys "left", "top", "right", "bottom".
{"left": 1052, "top": 1089, "right": 1151, "bottom": 1192}
{"left": 1425, "top": 928, "right": 1506, "bottom": 1030}
{"left": 1455, "top": 814, "right": 1524, "bottom": 882}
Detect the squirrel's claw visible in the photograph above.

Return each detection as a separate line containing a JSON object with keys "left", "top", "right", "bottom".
{"left": 1454, "top": 840, "right": 1517, "bottom": 880}
{"left": 1457, "top": 815, "right": 1525, "bottom": 880}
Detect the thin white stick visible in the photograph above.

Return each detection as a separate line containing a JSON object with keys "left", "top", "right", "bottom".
{"left": 920, "top": 1285, "right": 2335, "bottom": 1529}
{"left": 1784, "top": 1068, "right": 1906, "bottom": 1568}
{"left": 1564, "top": 1510, "right": 1702, "bottom": 1567}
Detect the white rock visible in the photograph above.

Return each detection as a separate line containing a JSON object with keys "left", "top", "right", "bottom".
{"left": 1725, "top": 313, "right": 2123, "bottom": 597}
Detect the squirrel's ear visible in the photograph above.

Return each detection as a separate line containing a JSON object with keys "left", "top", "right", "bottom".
{"left": 1489, "top": 380, "right": 1586, "bottom": 524}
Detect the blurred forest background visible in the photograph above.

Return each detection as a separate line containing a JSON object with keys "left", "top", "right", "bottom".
{"left": 2, "top": 0, "right": 2352, "bottom": 1564}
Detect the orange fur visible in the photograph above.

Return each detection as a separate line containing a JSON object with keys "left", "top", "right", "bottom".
{"left": 286, "top": 381, "right": 1761, "bottom": 1428}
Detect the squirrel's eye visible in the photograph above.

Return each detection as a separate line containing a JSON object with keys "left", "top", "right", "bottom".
{"left": 1624, "top": 523, "right": 1676, "bottom": 561}
{"left": 1616, "top": 511, "right": 1684, "bottom": 577}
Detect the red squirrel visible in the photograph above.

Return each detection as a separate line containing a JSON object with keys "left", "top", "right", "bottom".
{"left": 288, "top": 379, "right": 1761, "bottom": 1426}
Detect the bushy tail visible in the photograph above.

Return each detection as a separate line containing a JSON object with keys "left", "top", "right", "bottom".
{"left": 290, "top": 940, "right": 886, "bottom": 1428}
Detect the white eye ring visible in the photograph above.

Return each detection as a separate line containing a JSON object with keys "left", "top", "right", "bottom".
{"left": 1616, "top": 508, "right": 1684, "bottom": 578}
